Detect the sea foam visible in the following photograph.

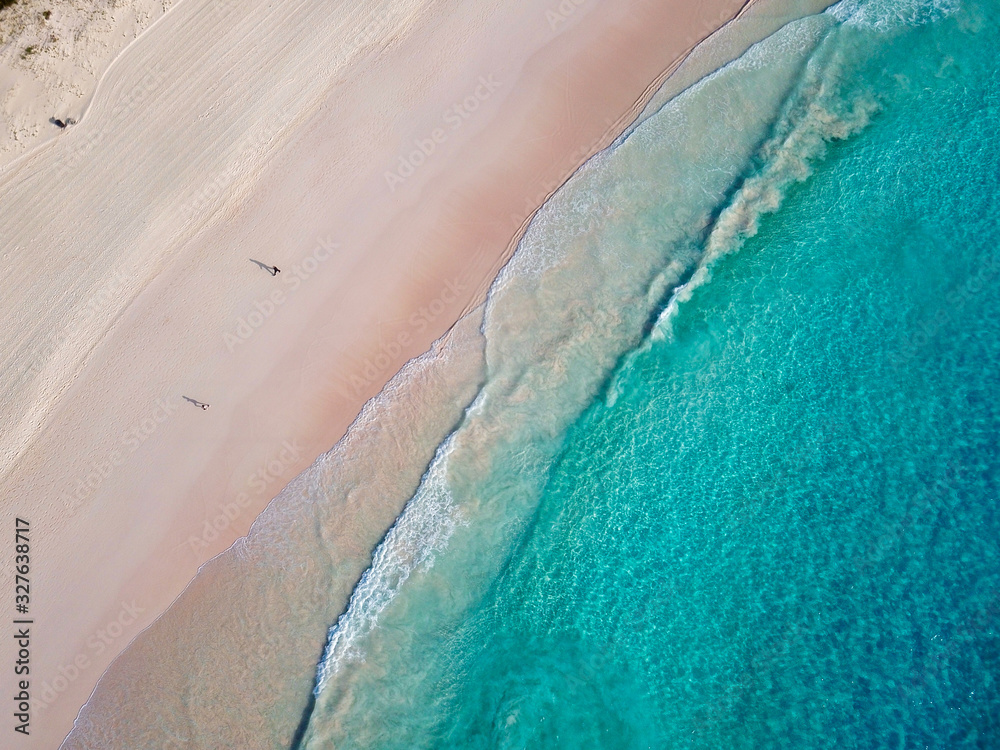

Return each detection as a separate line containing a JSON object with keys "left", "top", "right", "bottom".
{"left": 314, "top": 436, "right": 461, "bottom": 692}
{"left": 305, "top": 0, "right": 958, "bottom": 722}
{"left": 307, "top": 0, "right": 835, "bottom": 711}
{"left": 827, "top": 0, "right": 960, "bottom": 29}
{"left": 302, "top": 0, "right": 993, "bottom": 746}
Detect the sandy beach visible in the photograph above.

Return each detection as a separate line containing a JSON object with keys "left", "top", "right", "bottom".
{"left": 0, "top": 0, "right": 835, "bottom": 746}
{"left": 0, "top": 0, "right": 179, "bottom": 166}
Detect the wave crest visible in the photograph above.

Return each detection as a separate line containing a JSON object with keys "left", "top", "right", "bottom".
{"left": 314, "top": 437, "right": 462, "bottom": 693}
{"left": 654, "top": 45, "right": 879, "bottom": 340}
{"left": 828, "top": 0, "right": 960, "bottom": 30}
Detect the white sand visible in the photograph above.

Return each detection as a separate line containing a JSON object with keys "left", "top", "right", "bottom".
{"left": 0, "top": 0, "right": 834, "bottom": 746}
{"left": 0, "top": 0, "right": 177, "bottom": 165}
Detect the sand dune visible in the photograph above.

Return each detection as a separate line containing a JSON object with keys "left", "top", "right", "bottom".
{"left": 0, "top": 0, "right": 178, "bottom": 165}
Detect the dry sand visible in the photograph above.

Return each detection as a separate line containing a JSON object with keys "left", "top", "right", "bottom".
{"left": 0, "top": 0, "right": 833, "bottom": 746}
{"left": 0, "top": 0, "right": 178, "bottom": 165}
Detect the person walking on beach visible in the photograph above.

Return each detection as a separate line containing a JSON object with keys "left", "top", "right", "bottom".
{"left": 269, "top": 265, "right": 281, "bottom": 276}
{"left": 183, "top": 396, "right": 210, "bottom": 410}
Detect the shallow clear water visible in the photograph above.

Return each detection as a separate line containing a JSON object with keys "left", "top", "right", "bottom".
{"left": 303, "top": 0, "right": 1000, "bottom": 746}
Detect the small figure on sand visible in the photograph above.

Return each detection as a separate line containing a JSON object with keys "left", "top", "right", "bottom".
{"left": 250, "top": 259, "right": 281, "bottom": 276}
{"left": 50, "top": 117, "right": 77, "bottom": 129}
{"left": 183, "top": 396, "right": 210, "bottom": 410}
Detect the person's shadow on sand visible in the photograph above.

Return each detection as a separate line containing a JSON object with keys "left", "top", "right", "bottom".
{"left": 249, "top": 259, "right": 280, "bottom": 276}
{"left": 183, "top": 396, "right": 210, "bottom": 410}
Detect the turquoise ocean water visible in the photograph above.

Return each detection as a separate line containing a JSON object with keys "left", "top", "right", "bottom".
{"left": 300, "top": 0, "right": 1000, "bottom": 746}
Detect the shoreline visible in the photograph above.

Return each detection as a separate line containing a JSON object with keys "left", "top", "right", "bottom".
{"left": 0, "top": 0, "right": 836, "bottom": 747}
